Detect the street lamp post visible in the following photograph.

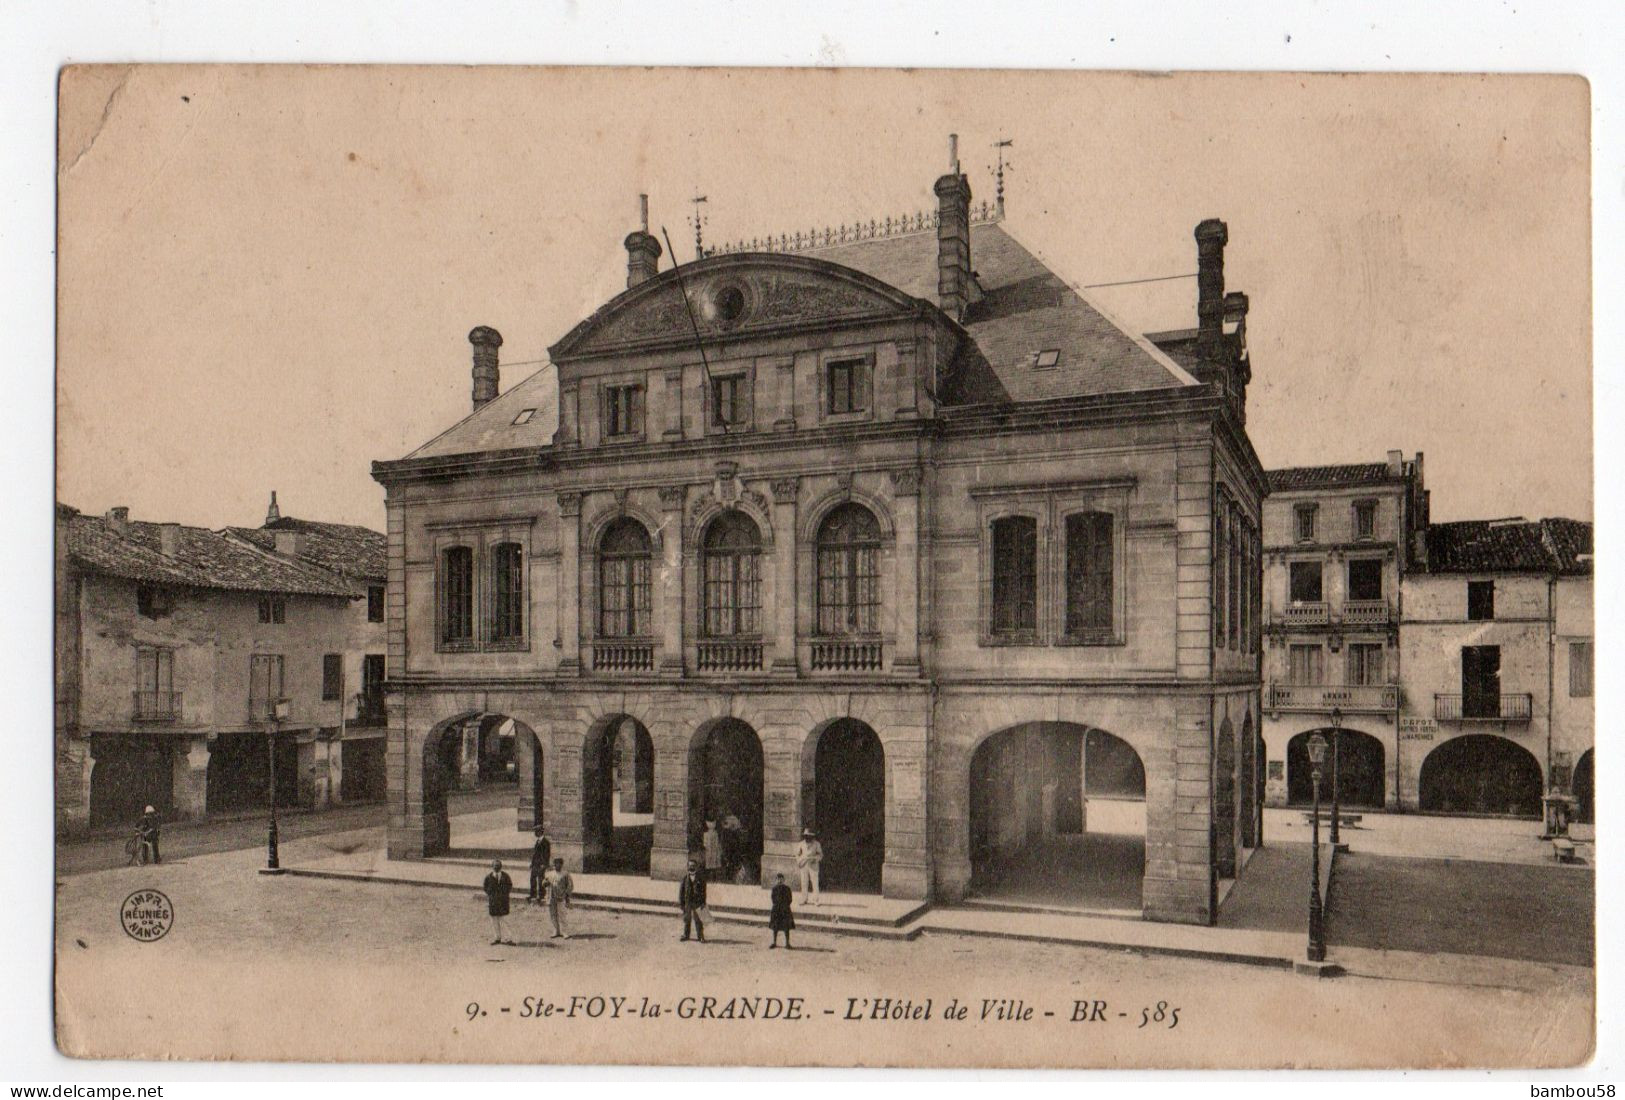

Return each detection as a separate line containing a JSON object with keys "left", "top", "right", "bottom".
{"left": 1306, "top": 731, "right": 1329, "bottom": 963}
{"left": 1329, "top": 706, "right": 1343, "bottom": 851}
{"left": 267, "top": 697, "right": 290, "bottom": 871}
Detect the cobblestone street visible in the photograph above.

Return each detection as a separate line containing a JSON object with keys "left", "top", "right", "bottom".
{"left": 53, "top": 810, "right": 1593, "bottom": 1069}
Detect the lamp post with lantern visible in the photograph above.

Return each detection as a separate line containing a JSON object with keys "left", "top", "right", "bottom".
{"left": 1306, "top": 731, "right": 1329, "bottom": 963}
{"left": 266, "top": 697, "right": 290, "bottom": 872}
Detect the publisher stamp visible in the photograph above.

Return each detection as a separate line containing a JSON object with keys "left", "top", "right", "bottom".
{"left": 120, "top": 890, "right": 174, "bottom": 943}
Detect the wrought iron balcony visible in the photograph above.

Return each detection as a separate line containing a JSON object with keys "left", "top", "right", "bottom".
{"left": 1435, "top": 693, "right": 1533, "bottom": 722}
{"left": 1341, "top": 600, "right": 1392, "bottom": 626}
{"left": 132, "top": 690, "right": 182, "bottom": 721}
{"left": 696, "top": 639, "right": 763, "bottom": 673}
{"left": 810, "top": 637, "right": 884, "bottom": 672}
{"left": 1268, "top": 684, "right": 1400, "bottom": 713}
{"left": 593, "top": 640, "right": 655, "bottom": 673}
{"left": 1279, "top": 602, "right": 1330, "bottom": 626}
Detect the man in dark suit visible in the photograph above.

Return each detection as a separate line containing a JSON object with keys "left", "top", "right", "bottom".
{"left": 527, "top": 826, "right": 552, "bottom": 904}
{"left": 679, "top": 858, "right": 708, "bottom": 943}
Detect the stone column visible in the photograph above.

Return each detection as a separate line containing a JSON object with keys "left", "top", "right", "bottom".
{"left": 329, "top": 739, "right": 347, "bottom": 807}
{"left": 890, "top": 468, "right": 921, "bottom": 674}
{"left": 760, "top": 735, "right": 800, "bottom": 886}
{"left": 557, "top": 491, "right": 582, "bottom": 674}
{"left": 1142, "top": 696, "right": 1216, "bottom": 925}
{"left": 658, "top": 486, "right": 686, "bottom": 674}
{"left": 58, "top": 736, "right": 94, "bottom": 839}
{"left": 550, "top": 734, "right": 586, "bottom": 872}
{"left": 649, "top": 741, "right": 692, "bottom": 880}
{"left": 458, "top": 725, "right": 480, "bottom": 791}
{"left": 171, "top": 736, "right": 211, "bottom": 820}
{"left": 770, "top": 477, "right": 799, "bottom": 673}
{"left": 296, "top": 730, "right": 334, "bottom": 809}
{"left": 883, "top": 732, "right": 931, "bottom": 899}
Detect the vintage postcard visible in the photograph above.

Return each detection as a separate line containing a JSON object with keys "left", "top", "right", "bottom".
{"left": 53, "top": 66, "right": 1594, "bottom": 1068}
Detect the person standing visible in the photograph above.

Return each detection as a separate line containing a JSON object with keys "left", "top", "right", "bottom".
{"left": 701, "top": 819, "right": 723, "bottom": 882}
{"left": 768, "top": 873, "right": 795, "bottom": 950}
{"left": 721, "top": 811, "right": 745, "bottom": 882}
{"left": 543, "top": 858, "right": 574, "bottom": 939}
{"left": 796, "top": 829, "right": 823, "bottom": 905}
{"left": 136, "top": 805, "right": 162, "bottom": 865}
{"left": 527, "top": 826, "right": 552, "bottom": 904}
{"left": 483, "top": 859, "right": 514, "bottom": 945}
{"left": 679, "top": 859, "right": 708, "bottom": 943}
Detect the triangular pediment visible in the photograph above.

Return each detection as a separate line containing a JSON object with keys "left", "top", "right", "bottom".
{"left": 551, "top": 253, "right": 933, "bottom": 360}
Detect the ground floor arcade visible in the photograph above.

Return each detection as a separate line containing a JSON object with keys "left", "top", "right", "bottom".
{"left": 384, "top": 681, "right": 1261, "bottom": 926}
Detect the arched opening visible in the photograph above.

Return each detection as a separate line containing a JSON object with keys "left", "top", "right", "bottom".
{"left": 1287, "top": 728, "right": 1386, "bottom": 808}
{"left": 1573, "top": 749, "right": 1593, "bottom": 825}
{"left": 1213, "top": 718, "right": 1237, "bottom": 878}
{"left": 420, "top": 712, "right": 539, "bottom": 857}
{"left": 1254, "top": 723, "right": 1268, "bottom": 847}
{"left": 598, "top": 518, "right": 653, "bottom": 639}
{"left": 688, "top": 718, "right": 764, "bottom": 883}
{"left": 803, "top": 719, "right": 886, "bottom": 894}
{"left": 583, "top": 715, "right": 655, "bottom": 874}
{"left": 1418, "top": 734, "right": 1543, "bottom": 817}
{"left": 701, "top": 511, "right": 763, "bottom": 638}
{"left": 89, "top": 735, "right": 175, "bottom": 828}
{"left": 815, "top": 504, "right": 881, "bottom": 637}
{"left": 968, "top": 723, "right": 1146, "bottom": 913}
{"left": 206, "top": 730, "right": 298, "bottom": 814}
{"left": 1239, "top": 714, "right": 1259, "bottom": 848}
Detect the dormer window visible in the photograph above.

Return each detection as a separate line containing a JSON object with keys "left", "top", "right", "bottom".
{"left": 512, "top": 408, "right": 536, "bottom": 425}
{"left": 1033, "top": 349, "right": 1061, "bottom": 369}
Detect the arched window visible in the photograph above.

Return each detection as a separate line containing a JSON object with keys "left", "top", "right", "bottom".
{"left": 702, "top": 511, "right": 762, "bottom": 637}
{"left": 440, "top": 546, "right": 474, "bottom": 643}
{"left": 990, "top": 515, "right": 1037, "bottom": 637}
{"left": 490, "top": 541, "right": 525, "bottom": 642}
{"left": 817, "top": 503, "right": 881, "bottom": 635}
{"left": 598, "top": 519, "right": 652, "bottom": 638}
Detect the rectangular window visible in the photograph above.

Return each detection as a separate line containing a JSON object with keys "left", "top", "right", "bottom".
{"left": 1294, "top": 504, "right": 1318, "bottom": 543}
{"left": 1347, "top": 559, "right": 1384, "bottom": 602}
{"left": 441, "top": 546, "right": 474, "bottom": 643}
{"left": 258, "top": 597, "right": 286, "bottom": 624}
{"left": 1289, "top": 644, "right": 1325, "bottom": 685}
{"left": 1461, "top": 644, "right": 1502, "bottom": 717}
{"left": 1354, "top": 501, "right": 1377, "bottom": 540}
{"left": 322, "top": 653, "right": 342, "bottom": 700}
{"left": 136, "top": 585, "right": 172, "bottom": 619}
{"left": 990, "top": 516, "right": 1038, "bottom": 637}
{"left": 367, "top": 585, "right": 385, "bottom": 623}
{"left": 1570, "top": 641, "right": 1593, "bottom": 697}
{"left": 1228, "top": 507, "right": 1243, "bottom": 649}
{"left": 711, "top": 374, "right": 748, "bottom": 429}
{"left": 361, "top": 654, "right": 386, "bottom": 721}
{"left": 1064, "top": 512, "right": 1114, "bottom": 639}
{"left": 137, "top": 646, "right": 174, "bottom": 694}
{"left": 1467, "top": 580, "right": 1495, "bottom": 621}
{"left": 1289, "top": 561, "right": 1323, "bottom": 604}
{"left": 604, "top": 384, "right": 644, "bottom": 438}
{"left": 249, "top": 654, "right": 285, "bottom": 719}
{"left": 1213, "top": 502, "right": 1228, "bottom": 645}
{"left": 1348, "top": 643, "right": 1385, "bottom": 686}
{"left": 491, "top": 542, "right": 525, "bottom": 642}
{"left": 826, "top": 357, "right": 869, "bottom": 416}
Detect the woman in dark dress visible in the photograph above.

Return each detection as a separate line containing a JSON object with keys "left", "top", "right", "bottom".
{"left": 768, "top": 872, "right": 795, "bottom": 949}
{"left": 483, "top": 859, "right": 514, "bottom": 945}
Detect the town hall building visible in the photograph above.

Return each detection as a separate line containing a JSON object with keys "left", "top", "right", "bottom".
{"left": 372, "top": 142, "right": 1268, "bottom": 925}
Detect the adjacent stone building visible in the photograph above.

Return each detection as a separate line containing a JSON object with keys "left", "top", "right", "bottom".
{"left": 1259, "top": 454, "right": 1427, "bottom": 809}
{"left": 54, "top": 501, "right": 387, "bottom": 837}
{"left": 373, "top": 148, "right": 1268, "bottom": 924}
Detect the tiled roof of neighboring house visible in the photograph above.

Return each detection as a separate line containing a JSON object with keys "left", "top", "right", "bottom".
{"left": 225, "top": 517, "right": 387, "bottom": 583}
{"left": 62, "top": 509, "right": 356, "bottom": 597}
{"left": 1423, "top": 517, "right": 1593, "bottom": 575}
{"left": 1266, "top": 464, "right": 1396, "bottom": 492}
{"left": 807, "top": 222, "right": 1194, "bottom": 405}
{"left": 404, "top": 222, "right": 1200, "bottom": 460}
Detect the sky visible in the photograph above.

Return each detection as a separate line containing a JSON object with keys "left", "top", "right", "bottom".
{"left": 56, "top": 67, "right": 1592, "bottom": 531}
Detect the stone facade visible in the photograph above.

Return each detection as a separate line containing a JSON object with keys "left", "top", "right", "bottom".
{"left": 375, "top": 162, "right": 1267, "bottom": 924}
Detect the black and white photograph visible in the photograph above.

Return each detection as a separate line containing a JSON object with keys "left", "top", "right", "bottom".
{"left": 37, "top": 58, "right": 1602, "bottom": 1072}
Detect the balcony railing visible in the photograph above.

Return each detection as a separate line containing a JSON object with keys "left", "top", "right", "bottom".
{"left": 810, "top": 637, "right": 884, "bottom": 672}
{"left": 696, "top": 639, "right": 763, "bottom": 673}
{"left": 1435, "top": 693, "right": 1534, "bottom": 722}
{"left": 593, "top": 641, "right": 655, "bottom": 673}
{"left": 1280, "top": 602, "right": 1330, "bottom": 626}
{"left": 132, "top": 690, "right": 182, "bottom": 721}
{"left": 1341, "top": 600, "right": 1392, "bottom": 625}
{"left": 1268, "top": 684, "right": 1400, "bottom": 713}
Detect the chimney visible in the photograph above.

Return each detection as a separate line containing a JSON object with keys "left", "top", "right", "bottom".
{"left": 624, "top": 194, "right": 663, "bottom": 289}
{"left": 469, "top": 326, "right": 503, "bottom": 410}
{"left": 273, "top": 529, "right": 303, "bottom": 557}
{"left": 159, "top": 523, "right": 181, "bottom": 558}
{"left": 934, "top": 134, "right": 973, "bottom": 322}
{"left": 106, "top": 506, "right": 129, "bottom": 531}
{"left": 1195, "top": 218, "right": 1229, "bottom": 345}
{"left": 1387, "top": 449, "right": 1404, "bottom": 477}
{"left": 265, "top": 490, "right": 280, "bottom": 525}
